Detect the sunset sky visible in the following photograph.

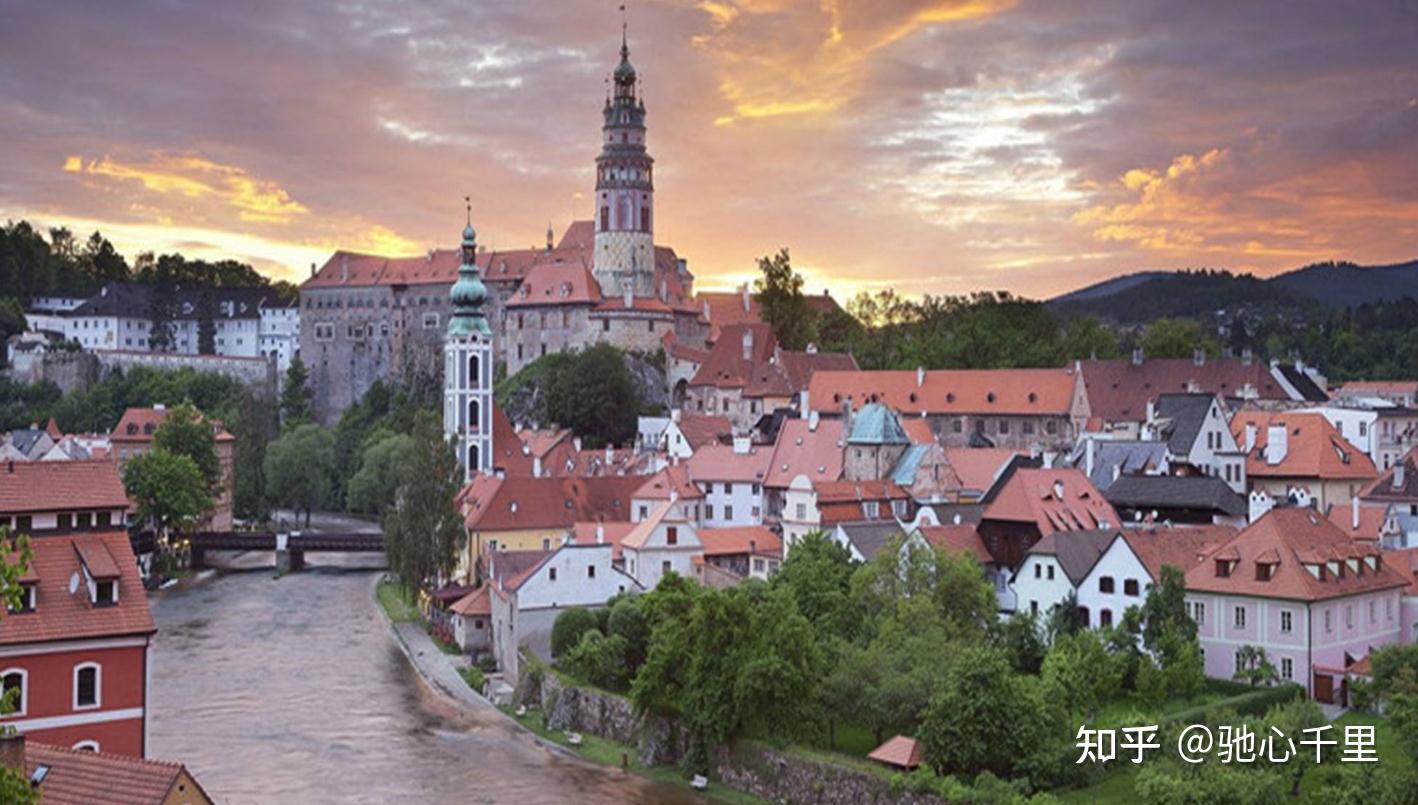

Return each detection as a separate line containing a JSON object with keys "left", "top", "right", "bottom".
{"left": 2, "top": 0, "right": 1415, "bottom": 300}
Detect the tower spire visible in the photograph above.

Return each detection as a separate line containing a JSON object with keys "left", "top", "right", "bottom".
{"left": 620, "top": 4, "right": 628, "bottom": 57}
{"left": 448, "top": 201, "right": 489, "bottom": 337}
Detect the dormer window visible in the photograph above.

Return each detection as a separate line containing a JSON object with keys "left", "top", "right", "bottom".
{"left": 1255, "top": 563, "right": 1275, "bottom": 581}
{"left": 8, "top": 583, "right": 36, "bottom": 614}
{"left": 94, "top": 579, "right": 117, "bottom": 607}
{"left": 1215, "top": 559, "right": 1232, "bottom": 578}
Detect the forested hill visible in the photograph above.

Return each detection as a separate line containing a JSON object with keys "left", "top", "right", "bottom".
{"left": 1047, "top": 259, "right": 1418, "bottom": 323}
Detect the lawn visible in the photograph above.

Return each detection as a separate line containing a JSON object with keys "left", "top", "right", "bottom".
{"left": 459, "top": 666, "right": 485, "bottom": 693}
{"left": 376, "top": 580, "right": 418, "bottom": 623}
{"left": 501, "top": 706, "right": 767, "bottom": 805}
{"left": 823, "top": 721, "right": 878, "bottom": 757}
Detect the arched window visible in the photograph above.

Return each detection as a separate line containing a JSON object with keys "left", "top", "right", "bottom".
{"left": 74, "top": 662, "right": 101, "bottom": 710}
{"left": 72, "top": 740, "right": 101, "bottom": 753}
{"left": 469, "top": 400, "right": 481, "bottom": 433}
{"left": 468, "top": 355, "right": 480, "bottom": 388}
{"left": 618, "top": 197, "right": 631, "bottom": 231}
{"left": 599, "top": 206, "right": 609, "bottom": 232}
{"left": 469, "top": 445, "right": 480, "bottom": 470}
{"left": 640, "top": 206, "right": 650, "bottom": 232}
{"left": 2, "top": 668, "right": 27, "bottom": 716}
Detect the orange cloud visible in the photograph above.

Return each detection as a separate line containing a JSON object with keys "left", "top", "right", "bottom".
{"left": 64, "top": 153, "right": 309, "bottom": 223}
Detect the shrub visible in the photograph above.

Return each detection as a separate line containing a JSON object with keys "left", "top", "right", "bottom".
{"left": 1165, "top": 684, "right": 1303, "bottom": 726}
{"left": 551, "top": 607, "right": 601, "bottom": 659}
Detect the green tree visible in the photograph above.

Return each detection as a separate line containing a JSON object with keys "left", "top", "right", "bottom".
{"left": 345, "top": 432, "right": 417, "bottom": 515}
{"left": 280, "top": 355, "right": 313, "bottom": 426}
{"left": 552, "top": 607, "right": 601, "bottom": 659}
{"left": 0, "top": 527, "right": 38, "bottom": 805}
{"left": 753, "top": 248, "right": 813, "bottom": 350}
{"left": 263, "top": 423, "right": 335, "bottom": 527}
{"left": 1233, "top": 644, "right": 1279, "bottom": 687}
{"left": 771, "top": 529, "right": 859, "bottom": 641}
{"left": 196, "top": 289, "right": 217, "bottom": 354}
{"left": 1263, "top": 698, "right": 1326, "bottom": 796}
{"left": 381, "top": 413, "right": 466, "bottom": 595}
{"left": 0, "top": 298, "right": 26, "bottom": 363}
{"left": 1060, "top": 315, "right": 1121, "bottom": 360}
{"left": 230, "top": 391, "right": 277, "bottom": 523}
{"left": 1141, "top": 317, "right": 1213, "bottom": 359}
{"left": 543, "top": 344, "right": 641, "bottom": 448}
{"left": 1141, "top": 564, "right": 1198, "bottom": 650}
{"left": 1041, "top": 629, "right": 1122, "bottom": 721}
{"left": 606, "top": 595, "right": 650, "bottom": 676}
{"left": 123, "top": 449, "right": 213, "bottom": 541}
{"left": 152, "top": 402, "right": 220, "bottom": 489}
{"left": 992, "top": 610, "right": 1048, "bottom": 674}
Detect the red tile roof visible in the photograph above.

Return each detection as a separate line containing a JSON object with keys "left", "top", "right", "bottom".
{"left": 698, "top": 526, "right": 781, "bottom": 557}
{"left": 491, "top": 403, "right": 536, "bottom": 477}
{"left": 0, "top": 532, "right": 156, "bottom": 646}
{"left": 867, "top": 735, "right": 923, "bottom": 770}
{"left": 570, "top": 520, "right": 637, "bottom": 560}
{"left": 690, "top": 324, "right": 856, "bottom": 398}
{"left": 462, "top": 475, "right": 643, "bottom": 531}
{"left": 632, "top": 465, "right": 704, "bottom": 501}
{"left": 0, "top": 460, "right": 129, "bottom": 516}
{"left": 942, "top": 448, "right": 1025, "bottom": 492}
{"left": 110, "top": 407, "right": 234, "bottom": 444}
{"left": 983, "top": 468, "right": 1118, "bottom": 535}
{"left": 686, "top": 442, "right": 771, "bottom": 483}
{"left": 808, "top": 368, "right": 1079, "bottom": 416}
{"left": 1359, "top": 449, "right": 1418, "bottom": 502}
{"left": 450, "top": 586, "right": 492, "bottom": 616}
{"left": 1080, "top": 357, "right": 1286, "bottom": 422}
{"left": 26, "top": 741, "right": 207, "bottom": 805}
{"left": 1326, "top": 503, "right": 1394, "bottom": 541}
{"left": 815, "top": 480, "right": 910, "bottom": 524}
{"left": 488, "top": 549, "right": 555, "bottom": 594}
{"left": 695, "top": 289, "right": 844, "bottom": 341}
{"left": 677, "top": 415, "right": 732, "bottom": 449}
{"left": 506, "top": 261, "right": 601, "bottom": 307}
{"left": 918, "top": 524, "right": 992, "bottom": 564}
{"left": 765, "top": 418, "right": 845, "bottom": 489}
{"left": 1185, "top": 508, "right": 1408, "bottom": 602}
{"left": 1120, "top": 525, "right": 1238, "bottom": 582}
{"left": 1231, "top": 411, "right": 1377, "bottom": 481}
{"left": 901, "top": 417, "right": 935, "bottom": 445}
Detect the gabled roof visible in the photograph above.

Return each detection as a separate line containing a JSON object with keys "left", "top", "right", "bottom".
{"left": 462, "top": 474, "right": 644, "bottom": 531}
{"left": 808, "top": 368, "right": 1079, "bottom": 416}
{"left": 686, "top": 442, "right": 771, "bottom": 483}
{"left": 941, "top": 448, "right": 1024, "bottom": 493}
{"left": 621, "top": 500, "right": 676, "bottom": 550}
{"left": 110, "top": 406, "right": 235, "bottom": 444}
{"left": 26, "top": 741, "right": 210, "bottom": 805}
{"left": 1103, "top": 475, "right": 1247, "bottom": 518}
{"left": 0, "top": 532, "right": 156, "bottom": 645}
{"left": 491, "top": 403, "right": 536, "bottom": 476}
{"left": 1185, "top": 508, "right": 1408, "bottom": 602}
{"left": 848, "top": 403, "right": 911, "bottom": 445}
{"left": 766, "top": 417, "right": 844, "bottom": 488}
{"left": 1231, "top": 411, "right": 1377, "bottom": 481}
{"left": 0, "top": 460, "right": 129, "bottom": 516}
{"left": 694, "top": 289, "right": 845, "bottom": 342}
{"left": 1065, "top": 439, "right": 1170, "bottom": 491}
{"left": 699, "top": 526, "right": 781, "bottom": 557}
{"left": 1326, "top": 502, "right": 1398, "bottom": 542}
{"left": 450, "top": 586, "right": 492, "bottom": 616}
{"left": 570, "top": 521, "right": 638, "bottom": 560}
{"left": 868, "top": 735, "right": 923, "bottom": 770}
{"left": 506, "top": 260, "right": 601, "bottom": 307}
{"left": 488, "top": 550, "right": 555, "bottom": 593}
{"left": 983, "top": 468, "right": 1118, "bottom": 535}
{"left": 1360, "top": 449, "right": 1418, "bottom": 502}
{"left": 73, "top": 282, "right": 276, "bottom": 320}
{"left": 917, "top": 524, "right": 992, "bottom": 564}
{"left": 632, "top": 465, "right": 704, "bottom": 501}
{"left": 1080, "top": 357, "right": 1287, "bottom": 423}
{"left": 689, "top": 323, "right": 855, "bottom": 398}
{"left": 1274, "top": 363, "right": 1329, "bottom": 402}
{"left": 675, "top": 415, "right": 732, "bottom": 449}
{"left": 1120, "top": 525, "right": 1238, "bottom": 582}
{"left": 1025, "top": 529, "right": 1117, "bottom": 586}
{"left": 1152, "top": 393, "right": 1217, "bottom": 454}
{"left": 835, "top": 520, "right": 905, "bottom": 561}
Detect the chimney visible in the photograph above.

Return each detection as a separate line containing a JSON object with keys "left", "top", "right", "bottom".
{"left": 1241, "top": 347, "right": 1253, "bottom": 366}
{"left": 1085, "top": 438, "right": 1096, "bottom": 479}
{"left": 1353, "top": 495, "right": 1361, "bottom": 531}
{"left": 533, "top": 455, "right": 543, "bottom": 477}
{"left": 1132, "top": 346, "right": 1144, "bottom": 365}
{"left": 153, "top": 403, "right": 166, "bottom": 413}
{"left": 916, "top": 367, "right": 925, "bottom": 388}
{"left": 749, "top": 539, "right": 757, "bottom": 557}
{"left": 1193, "top": 348, "right": 1205, "bottom": 367}
{"left": 703, "top": 299, "right": 711, "bottom": 320}
{"left": 573, "top": 436, "right": 583, "bottom": 451}
{"left": 596, "top": 521, "right": 605, "bottom": 544}
{"left": 605, "top": 444, "right": 613, "bottom": 463}
{"left": 1244, "top": 422, "right": 1257, "bottom": 453}
{"left": 733, "top": 436, "right": 750, "bottom": 455}
{"left": 741, "top": 284, "right": 751, "bottom": 312}
{"left": 1146, "top": 399, "right": 1156, "bottom": 425}
{"left": 670, "top": 409, "right": 681, "bottom": 424}
{"left": 623, "top": 285, "right": 633, "bottom": 310}
{"left": 808, "top": 409, "right": 820, "bottom": 432}
{"left": 1396, "top": 461, "right": 1407, "bottom": 490}
{"left": 1267, "top": 423, "right": 1288, "bottom": 465}
{"left": 340, "top": 255, "right": 349, "bottom": 283}
{"left": 309, "top": 262, "right": 317, "bottom": 279}
{"left": 1249, "top": 490, "right": 1274, "bottom": 523}
{"left": 0, "top": 732, "right": 23, "bottom": 775}
{"left": 742, "top": 329, "right": 754, "bottom": 361}
{"left": 799, "top": 389, "right": 810, "bottom": 419}
{"left": 1052, "top": 479, "right": 1065, "bottom": 499}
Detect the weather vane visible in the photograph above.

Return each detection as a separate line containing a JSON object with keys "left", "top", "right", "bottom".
{"left": 464, "top": 195, "right": 471, "bottom": 226}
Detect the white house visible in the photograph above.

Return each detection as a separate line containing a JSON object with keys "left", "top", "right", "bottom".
{"left": 488, "top": 542, "right": 640, "bottom": 679}
{"left": 259, "top": 298, "right": 301, "bottom": 374}
{"left": 686, "top": 438, "right": 770, "bottom": 528}
{"left": 621, "top": 499, "right": 703, "bottom": 590}
{"left": 1301, "top": 405, "right": 1381, "bottom": 467}
{"left": 1010, "top": 530, "right": 1114, "bottom": 619}
{"left": 1074, "top": 526, "right": 1235, "bottom": 629}
{"left": 1149, "top": 393, "right": 1247, "bottom": 493}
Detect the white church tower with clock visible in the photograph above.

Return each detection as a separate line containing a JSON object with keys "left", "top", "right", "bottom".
{"left": 444, "top": 204, "right": 494, "bottom": 482}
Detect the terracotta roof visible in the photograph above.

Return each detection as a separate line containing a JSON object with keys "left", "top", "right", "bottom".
{"left": 591, "top": 296, "right": 675, "bottom": 315}
{"left": 0, "top": 460, "right": 129, "bottom": 516}
{"left": 918, "top": 524, "right": 992, "bottom": 564}
{"left": 807, "top": 368, "right": 1078, "bottom": 416}
{"left": 620, "top": 501, "right": 675, "bottom": 550}
{"left": 518, "top": 428, "right": 574, "bottom": 460}
{"left": 26, "top": 741, "right": 206, "bottom": 805}
{"left": 698, "top": 526, "right": 781, "bottom": 557}
{"left": 941, "top": 448, "right": 1024, "bottom": 492}
{"left": 1080, "top": 357, "right": 1286, "bottom": 423}
{"left": 557, "top": 220, "right": 596, "bottom": 250}
{"left": 450, "top": 586, "right": 492, "bottom": 616}
{"left": 491, "top": 404, "right": 535, "bottom": 476}
{"left": 488, "top": 549, "right": 555, "bottom": 593}
{"left": 1231, "top": 411, "right": 1377, "bottom": 481}
{"left": 303, "top": 232, "right": 594, "bottom": 291}
{"left": 1185, "top": 508, "right": 1408, "bottom": 602}
{"left": 110, "top": 407, "right": 234, "bottom": 444}
{"left": 1120, "top": 525, "right": 1237, "bottom": 582}
{"left": 694, "top": 289, "right": 844, "bottom": 341}
{"left": 0, "top": 532, "right": 156, "bottom": 646}
{"left": 570, "top": 521, "right": 637, "bottom": 560}
{"left": 462, "top": 475, "right": 644, "bottom": 531}
{"left": 867, "top": 735, "right": 923, "bottom": 770}
{"left": 815, "top": 480, "right": 910, "bottom": 524}
{"left": 1338, "top": 381, "right": 1418, "bottom": 395}
{"left": 686, "top": 442, "right": 771, "bottom": 483}
{"left": 1360, "top": 449, "right": 1418, "bottom": 502}
{"left": 677, "top": 415, "right": 732, "bottom": 449}
{"left": 632, "top": 465, "right": 704, "bottom": 501}
{"left": 687, "top": 326, "right": 852, "bottom": 399}
{"left": 766, "top": 418, "right": 845, "bottom": 489}
{"left": 1383, "top": 547, "right": 1418, "bottom": 596}
{"left": 901, "top": 417, "right": 935, "bottom": 445}
{"left": 1326, "top": 503, "right": 1396, "bottom": 541}
{"left": 983, "top": 468, "right": 1118, "bottom": 535}
{"left": 506, "top": 261, "right": 601, "bottom": 307}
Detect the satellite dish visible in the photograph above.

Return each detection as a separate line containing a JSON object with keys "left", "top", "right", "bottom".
{"left": 69, "top": 572, "right": 80, "bottom": 595}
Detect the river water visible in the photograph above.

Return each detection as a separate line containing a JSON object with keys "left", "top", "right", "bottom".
{"left": 147, "top": 552, "right": 701, "bottom": 804}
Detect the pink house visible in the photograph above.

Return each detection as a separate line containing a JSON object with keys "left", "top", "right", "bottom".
{"left": 1185, "top": 508, "right": 1408, "bottom": 703}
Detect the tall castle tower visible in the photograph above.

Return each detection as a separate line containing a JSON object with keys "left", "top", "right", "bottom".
{"left": 592, "top": 23, "right": 655, "bottom": 298}
{"left": 444, "top": 204, "right": 494, "bottom": 482}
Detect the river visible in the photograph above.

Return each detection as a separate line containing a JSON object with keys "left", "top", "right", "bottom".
{"left": 147, "top": 551, "right": 702, "bottom": 804}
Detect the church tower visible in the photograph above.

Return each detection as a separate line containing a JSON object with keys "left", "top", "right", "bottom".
{"left": 592, "top": 22, "right": 655, "bottom": 298}
{"left": 445, "top": 205, "right": 494, "bottom": 482}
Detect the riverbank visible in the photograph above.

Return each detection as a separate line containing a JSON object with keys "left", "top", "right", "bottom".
{"left": 371, "top": 576, "right": 759, "bottom": 804}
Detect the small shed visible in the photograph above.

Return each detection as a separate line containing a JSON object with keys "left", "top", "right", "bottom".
{"left": 867, "top": 735, "right": 923, "bottom": 771}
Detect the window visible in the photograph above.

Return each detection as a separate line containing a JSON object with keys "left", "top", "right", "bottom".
{"left": 1281, "top": 658, "right": 1293, "bottom": 680}
{"left": 2, "top": 669, "right": 26, "bottom": 716}
{"left": 1099, "top": 576, "right": 1115, "bottom": 594}
{"left": 724, "top": 506, "right": 734, "bottom": 521}
{"left": 1234, "top": 605, "right": 1246, "bottom": 629}
{"left": 1100, "top": 609, "right": 1113, "bottom": 628}
{"left": 863, "top": 501, "right": 880, "bottom": 519}
{"left": 891, "top": 500, "right": 907, "bottom": 517}
{"left": 1324, "top": 609, "right": 1332, "bottom": 633}
{"left": 1370, "top": 601, "right": 1376, "bottom": 623}
{"left": 661, "top": 560, "right": 672, "bottom": 575}
{"left": 705, "top": 505, "right": 714, "bottom": 520}
{"left": 587, "top": 565, "right": 596, "bottom": 579}
{"left": 1030, "top": 600, "right": 1039, "bottom": 615}
{"left": 1193, "top": 601, "right": 1205, "bottom": 625}
{"left": 998, "top": 419, "right": 1009, "bottom": 435}
{"left": 1280, "top": 611, "right": 1292, "bottom": 633}
{"left": 74, "top": 663, "right": 100, "bottom": 710}
{"left": 1046, "top": 565, "right": 1055, "bottom": 581}
{"left": 8, "top": 584, "right": 35, "bottom": 614}
{"left": 422, "top": 312, "right": 440, "bottom": 330}
{"left": 1124, "top": 579, "right": 1139, "bottom": 597}
{"left": 548, "top": 567, "right": 557, "bottom": 581}
{"left": 72, "top": 740, "right": 100, "bottom": 752}
{"left": 97, "top": 512, "right": 111, "bottom": 528}
{"left": 795, "top": 503, "right": 806, "bottom": 519}
{"left": 94, "top": 580, "right": 117, "bottom": 607}
{"left": 58, "top": 513, "right": 73, "bottom": 530}
{"left": 1034, "top": 564, "right": 1041, "bottom": 579}
{"left": 1346, "top": 606, "right": 1354, "bottom": 629}
{"left": 666, "top": 527, "right": 678, "bottom": 546}
{"left": 314, "top": 322, "right": 334, "bottom": 341}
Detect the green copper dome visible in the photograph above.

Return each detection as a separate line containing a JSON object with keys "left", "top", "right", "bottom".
{"left": 448, "top": 220, "right": 490, "bottom": 337}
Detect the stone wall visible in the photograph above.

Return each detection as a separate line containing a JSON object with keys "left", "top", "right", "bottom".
{"left": 714, "top": 744, "right": 946, "bottom": 805}
{"left": 517, "top": 667, "right": 686, "bottom": 766}
{"left": 30, "top": 350, "right": 98, "bottom": 394}
{"left": 96, "top": 350, "right": 278, "bottom": 399}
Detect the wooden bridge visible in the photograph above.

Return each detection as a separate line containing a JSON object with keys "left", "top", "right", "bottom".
{"left": 189, "top": 530, "right": 384, "bottom": 573}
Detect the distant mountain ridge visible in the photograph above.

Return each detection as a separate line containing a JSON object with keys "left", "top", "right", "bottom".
{"left": 1047, "top": 259, "right": 1418, "bottom": 323}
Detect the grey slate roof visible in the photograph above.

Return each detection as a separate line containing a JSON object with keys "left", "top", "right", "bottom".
{"left": 72, "top": 282, "right": 278, "bottom": 320}
{"left": 835, "top": 520, "right": 907, "bottom": 561}
{"left": 1065, "top": 439, "right": 1169, "bottom": 491}
{"left": 1103, "top": 474, "right": 1247, "bottom": 517}
{"left": 1275, "top": 364, "right": 1329, "bottom": 402}
{"left": 1153, "top": 393, "right": 1214, "bottom": 455}
{"left": 1025, "top": 529, "right": 1118, "bottom": 586}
